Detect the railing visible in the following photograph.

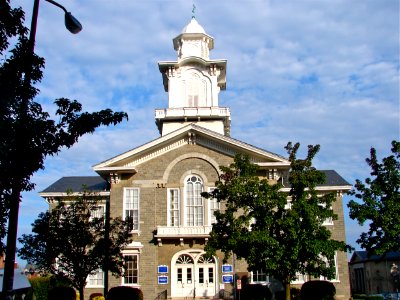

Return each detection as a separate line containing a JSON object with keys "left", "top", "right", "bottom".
{"left": 156, "top": 225, "right": 212, "bottom": 237}
{"left": 155, "top": 107, "right": 231, "bottom": 118}
{"left": 154, "top": 290, "right": 167, "bottom": 300}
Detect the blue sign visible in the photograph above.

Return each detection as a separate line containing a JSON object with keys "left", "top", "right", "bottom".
{"left": 222, "top": 264, "right": 233, "bottom": 273}
{"left": 158, "top": 265, "right": 168, "bottom": 273}
{"left": 222, "top": 275, "right": 233, "bottom": 283}
{"left": 158, "top": 275, "right": 168, "bottom": 284}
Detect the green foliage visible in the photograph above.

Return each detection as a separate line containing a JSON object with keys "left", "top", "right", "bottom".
{"left": 0, "top": 1, "right": 128, "bottom": 254}
{"left": 18, "top": 194, "right": 133, "bottom": 300}
{"left": 203, "top": 143, "right": 350, "bottom": 300}
{"left": 106, "top": 286, "right": 143, "bottom": 300}
{"left": 300, "top": 280, "right": 336, "bottom": 300}
{"left": 27, "top": 276, "right": 73, "bottom": 300}
{"left": 348, "top": 140, "right": 400, "bottom": 255}
{"left": 352, "top": 294, "right": 367, "bottom": 300}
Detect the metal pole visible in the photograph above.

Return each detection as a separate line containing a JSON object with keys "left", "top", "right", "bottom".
{"left": 1, "top": 1, "right": 40, "bottom": 298}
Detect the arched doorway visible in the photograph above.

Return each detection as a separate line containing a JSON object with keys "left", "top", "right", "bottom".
{"left": 171, "top": 250, "right": 218, "bottom": 298}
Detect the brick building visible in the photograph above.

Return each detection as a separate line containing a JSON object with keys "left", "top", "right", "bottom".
{"left": 40, "top": 17, "right": 351, "bottom": 300}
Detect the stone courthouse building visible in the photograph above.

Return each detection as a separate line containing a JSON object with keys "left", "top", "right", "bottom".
{"left": 40, "top": 17, "right": 352, "bottom": 300}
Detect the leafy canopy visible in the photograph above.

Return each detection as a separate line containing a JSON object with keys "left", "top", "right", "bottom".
{"left": 203, "top": 143, "right": 350, "bottom": 300}
{"left": 18, "top": 192, "right": 133, "bottom": 300}
{"left": 0, "top": 0, "right": 128, "bottom": 253}
{"left": 348, "top": 140, "right": 400, "bottom": 255}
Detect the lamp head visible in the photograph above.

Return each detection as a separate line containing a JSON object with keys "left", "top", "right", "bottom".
{"left": 65, "top": 12, "right": 82, "bottom": 34}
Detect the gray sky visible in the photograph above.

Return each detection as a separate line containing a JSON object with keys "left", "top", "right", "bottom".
{"left": 12, "top": 0, "right": 399, "bottom": 265}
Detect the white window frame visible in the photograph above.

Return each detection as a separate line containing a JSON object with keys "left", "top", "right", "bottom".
{"left": 319, "top": 203, "right": 334, "bottom": 225}
{"left": 291, "top": 273, "right": 306, "bottom": 284}
{"left": 320, "top": 253, "right": 339, "bottom": 282}
{"left": 86, "top": 269, "right": 104, "bottom": 288}
{"left": 184, "top": 175, "right": 204, "bottom": 226}
{"left": 208, "top": 187, "right": 220, "bottom": 225}
{"left": 90, "top": 203, "right": 106, "bottom": 222}
{"left": 123, "top": 188, "right": 140, "bottom": 232}
{"left": 250, "top": 270, "right": 270, "bottom": 284}
{"left": 168, "top": 188, "right": 180, "bottom": 227}
{"left": 122, "top": 253, "right": 140, "bottom": 286}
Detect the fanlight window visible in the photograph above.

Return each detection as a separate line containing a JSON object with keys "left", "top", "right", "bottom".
{"left": 197, "top": 254, "right": 215, "bottom": 264}
{"left": 176, "top": 254, "right": 194, "bottom": 265}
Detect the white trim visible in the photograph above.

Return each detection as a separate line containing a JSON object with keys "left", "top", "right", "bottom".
{"left": 121, "top": 252, "right": 140, "bottom": 287}
{"left": 208, "top": 187, "right": 219, "bottom": 226}
{"left": 86, "top": 269, "right": 104, "bottom": 288}
{"left": 167, "top": 188, "right": 181, "bottom": 227}
{"left": 123, "top": 187, "right": 140, "bottom": 232}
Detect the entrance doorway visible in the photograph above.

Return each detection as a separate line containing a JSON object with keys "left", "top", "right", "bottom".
{"left": 171, "top": 250, "right": 218, "bottom": 298}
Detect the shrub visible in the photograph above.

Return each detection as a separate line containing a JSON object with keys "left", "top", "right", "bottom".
{"left": 367, "top": 296, "right": 384, "bottom": 300}
{"left": 106, "top": 286, "right": 143, "bottom": 300}
{"left": 352, "top": 295, "right": 367, "bottom": 300}
{"left": 90, "top": 293, "right": 104, "bottom": 300}
{"left": 238, "top": 284, "right": 272, "bottom": 300}
{"left": 300, "top": 280, "right": 336, "bottom": 300}
{"left": 48, "top": 286, "right": 76, "bottom": 300}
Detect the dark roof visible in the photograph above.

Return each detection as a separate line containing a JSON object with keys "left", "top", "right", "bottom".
{"left": 282, "top": 170, "right": 350, "bottom": 188}
{"left": 0, "top": 269, "right": 31, "bottom": 291}
{"left": 350, "top": 250, "right": 400, "bottom": 264}
{"left": 41, "top": 176, "right": 108, "bottom": 193}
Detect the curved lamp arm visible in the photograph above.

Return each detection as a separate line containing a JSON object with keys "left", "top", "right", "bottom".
{"left": 45, "top": 0, "right": 82, "bottom": 34}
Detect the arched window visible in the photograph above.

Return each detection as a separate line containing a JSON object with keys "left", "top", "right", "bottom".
{"left": 185, "top": 175, "right": 204, "bottom": 226}
{"left": 186, "top": 73, "right": 206, "bottom": 107}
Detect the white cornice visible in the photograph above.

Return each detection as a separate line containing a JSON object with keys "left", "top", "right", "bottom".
{"left": 93, "top": 124, "right": 289, "bottom": 173}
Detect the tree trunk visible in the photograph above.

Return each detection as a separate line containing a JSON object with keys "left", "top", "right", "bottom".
{"left": 79, "top": 286, "right": 85, "bottom": 300}
{"left": 285, "top": 280, "right": 291, "bottom": 300}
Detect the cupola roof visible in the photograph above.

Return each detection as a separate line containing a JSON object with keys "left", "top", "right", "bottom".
{"left": 181, "top": 18, "right": 206, "bottom": 34}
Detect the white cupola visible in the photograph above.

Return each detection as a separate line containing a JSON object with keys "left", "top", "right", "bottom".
{"left": 156, "top": 17, "right": 230, "bottom": 136}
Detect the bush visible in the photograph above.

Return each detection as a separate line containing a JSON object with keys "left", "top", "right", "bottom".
{"left": 352, "top": 295, "right": 367, "bottom": 300}
{"left": 48, "top": 286, "right": 76, "bottom": 300}
{"left": 238, "top": 284, "right": 272, "bottom": 300}
{"left": 90, "top": 293, "right": 104, "bottom": 300}
{"left": 300, "top": 280, "right": 336, "bottom": 300}
{"left": 367, "top": 296, "right": 384, "bottom": 300}
{"left": 106, "top": 286, "right": 143, "bottom": 300}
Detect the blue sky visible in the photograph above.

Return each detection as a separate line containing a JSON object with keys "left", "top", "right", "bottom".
{"left": 11, "top": 0, "right": 399, "bottom": 265}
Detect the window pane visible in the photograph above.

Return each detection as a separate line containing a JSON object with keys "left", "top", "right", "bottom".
{"left": 124, "top": 255, "right": 138, "bottom": 284}
{"left": 125, "top": 189, "right": 139, "bottom": 230}
{"left": 169, "top": 189, "right": 180, "bottom": 226}
{"left": 209, "top": 268, "right": 214, "bottom": 283}
{"left": 186, "top": 176, "right": 204, "bottom": 226}
{"left": 199, "top": 268, "right": 204, "bottom": 283}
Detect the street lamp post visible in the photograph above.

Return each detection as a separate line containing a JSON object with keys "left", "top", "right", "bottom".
{"left": 1, "top": 1, "right": 81, "bottom": 299}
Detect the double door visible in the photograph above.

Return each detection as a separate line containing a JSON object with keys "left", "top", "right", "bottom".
{"left": 172, "top": 252, "right": 216, "bottom": 298}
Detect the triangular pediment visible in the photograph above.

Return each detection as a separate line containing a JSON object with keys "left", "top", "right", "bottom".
{"left": 93, "top": 124, "right": 289, "bottom": 177}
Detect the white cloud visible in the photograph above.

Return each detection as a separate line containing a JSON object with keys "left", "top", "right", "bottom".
{"left": 10, "top": 0, "right": 399, "bottom": 265}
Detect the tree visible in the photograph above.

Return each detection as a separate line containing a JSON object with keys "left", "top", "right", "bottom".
{"left": 1, "top": 1, "right": 127, "bottom": 297}
{"left": 203, "top": 143, "right": 350, "bottom": 300}
{"left": 348, "top": 140, "right": 400, "bottom": 255}
{"left": 18, "top": 192, "right": 133, "bottom": 300}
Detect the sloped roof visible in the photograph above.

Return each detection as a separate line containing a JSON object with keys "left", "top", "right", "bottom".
{"left": 0, "top": 269, "right": 30, "bottom": 291}
{"left": 40, "top": 176, "right": 108, "bottom": 194}
{"left": 349, "top": 250, "right": 400, "bottom": 264}
{"left": 281, "top": 170, "right": 350, "bottom": 188}
{"left": 40, "top": 171, "right": 349, "bottom": 194}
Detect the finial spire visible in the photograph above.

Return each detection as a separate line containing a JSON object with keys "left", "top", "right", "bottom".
{"left": 192, "top": 4, "right": 196, "bottom": 19}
